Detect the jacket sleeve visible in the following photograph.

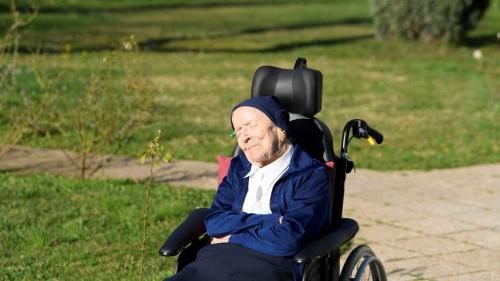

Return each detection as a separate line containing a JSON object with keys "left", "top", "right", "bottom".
{"left": 229, "top": 167, "right": 331, "bottom": 257}
{"left": 204, "top": 165, "right": 280, "bottom": 237}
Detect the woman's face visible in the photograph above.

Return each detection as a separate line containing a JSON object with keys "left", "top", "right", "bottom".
{"left": 232, "top": 106, "right": 288, "bottom": 167}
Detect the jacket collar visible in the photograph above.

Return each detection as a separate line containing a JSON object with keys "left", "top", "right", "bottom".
{"left": 237, "top": 144, "right": 317, "bottom": 178}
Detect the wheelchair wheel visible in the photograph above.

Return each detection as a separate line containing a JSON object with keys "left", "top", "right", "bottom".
{"left": 339, "top": 245, "right": 387, "bottom": 281}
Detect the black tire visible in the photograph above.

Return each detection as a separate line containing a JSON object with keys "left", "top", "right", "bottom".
{"left": 339, "top": 245, "right": 387, "bottom": 281}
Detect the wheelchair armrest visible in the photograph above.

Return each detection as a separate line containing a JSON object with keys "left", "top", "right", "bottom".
{"left": 294, "top": 218, "right": 359, "bottom": 264}
{"left": 159, "top": 208, "right": 209, "bottom": 257}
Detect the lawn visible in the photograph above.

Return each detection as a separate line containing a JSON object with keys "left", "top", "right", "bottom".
{"left": 0, "top": 172, "right": 215, "bottom": 280}
{"left": 0, "top": 0, "right": 498, "bottom": 171}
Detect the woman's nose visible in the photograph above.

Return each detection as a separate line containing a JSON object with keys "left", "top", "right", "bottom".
{"left": 238, "top": 133, "right": 248, "bottom": 142}
{"left": 238, "top": 131, "right": 251, "bottom": 144}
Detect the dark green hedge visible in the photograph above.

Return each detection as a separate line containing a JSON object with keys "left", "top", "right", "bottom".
{"left": 372, "top": 0, "right": 490, "bottom": 42}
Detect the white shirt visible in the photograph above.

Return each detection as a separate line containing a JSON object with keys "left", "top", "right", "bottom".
{"left": 242, "top": 145, "right": 294, "bottom": 214}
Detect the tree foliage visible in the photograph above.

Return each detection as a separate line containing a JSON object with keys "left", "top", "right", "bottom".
{"left": 372, "top": 0, "right": 491, "bottom": 42}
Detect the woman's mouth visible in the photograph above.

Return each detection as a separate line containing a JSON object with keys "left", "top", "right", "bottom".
{"left": 245, "top": 145, "right": 257, "bottom": 151}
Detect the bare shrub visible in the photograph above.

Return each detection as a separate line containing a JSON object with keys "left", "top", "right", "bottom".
{"left": 46, "top": 36, "right": 156, "bottom": 179}
{"left": 0, "top": 1, "right": 39, "bottom": 159}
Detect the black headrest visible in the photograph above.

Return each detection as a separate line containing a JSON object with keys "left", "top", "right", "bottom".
{"left": 251, "top": 64, "right": 323, "bottom": 117}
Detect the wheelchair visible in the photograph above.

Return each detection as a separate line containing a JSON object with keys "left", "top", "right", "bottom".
{"left": 159, "top": 58, "right": 388, "bottom": 281}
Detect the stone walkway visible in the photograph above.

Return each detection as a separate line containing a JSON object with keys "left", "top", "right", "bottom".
{"left": 1, "top": 146, "right": 500, "bottom": 280}
{"left": 344, "top": 165, "right": 500, "bottom": 280}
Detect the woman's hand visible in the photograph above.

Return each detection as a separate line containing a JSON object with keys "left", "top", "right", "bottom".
{"left": 211, "top": 216, "right": 282, "bottom": 245}
{"left": 211, "top": 235, "right": 231, "bottom": 244}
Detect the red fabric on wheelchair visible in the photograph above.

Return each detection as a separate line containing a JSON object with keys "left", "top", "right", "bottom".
{"left": 216, "top": 155, "right": 232, "bottom": 184}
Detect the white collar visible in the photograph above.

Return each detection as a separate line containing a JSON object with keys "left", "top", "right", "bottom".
{"left": 244, "top": 145, "right": 293, "bottom": 180}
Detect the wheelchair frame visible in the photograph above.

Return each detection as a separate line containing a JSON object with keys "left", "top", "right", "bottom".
{"left": 159, "top": 58, "right": 388, "bottom": 281}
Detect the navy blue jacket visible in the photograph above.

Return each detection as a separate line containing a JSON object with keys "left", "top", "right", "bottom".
{"left": 204, "top": 144, "right": 332, "bottom": 258}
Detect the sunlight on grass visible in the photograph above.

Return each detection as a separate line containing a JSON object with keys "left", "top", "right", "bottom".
{"left": 1, "top": 1, "right": 370, "bottom": 50}
{"left": 1, "top": 0, "right": 498, "bottom": 169}
{"left": 0, "top": 172, "right": 215, "bottom": 280}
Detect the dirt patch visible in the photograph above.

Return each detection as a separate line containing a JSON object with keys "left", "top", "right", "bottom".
{"left": 0, "top": 146, "right": 218, "bottom": 189}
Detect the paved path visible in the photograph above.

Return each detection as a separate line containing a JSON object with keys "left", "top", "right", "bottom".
{"left": 1, "top": 146, "right": 500, "bottom": 280}
{"left": 344, "top": 165, "right": 500, "bottom": 280}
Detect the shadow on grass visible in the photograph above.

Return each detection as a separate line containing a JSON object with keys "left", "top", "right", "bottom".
{"left": 462, "top": 34, "right": 499, "bottom": 48}
{"left": 17, "top": 34, "right": 373, "bottom": 54}
{"left": 155, "top": 34, "right": 374, "bottom": 53}
{"left": 0, "top": 0, "right": 333, "bottom": 14}
{"left": 15, "top": 17, "right": 373, "bottom": 54}
{"left": 139, "top": 17, "right": 372, "bottom": 50}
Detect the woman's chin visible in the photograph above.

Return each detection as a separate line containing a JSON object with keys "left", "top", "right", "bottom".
{"left": 247, "top": 153, "right": 266, "bottom": 166}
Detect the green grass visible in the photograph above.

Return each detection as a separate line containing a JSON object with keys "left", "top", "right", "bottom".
{"left": 1, "top": 1, "right": 370, "bottom": 51}
{"left": 0, "top": 172, "right": 215, "bottom": 280}
{"left": 2, "top": 0, "right": 329, "bottom": 10}
{"left": 1, "top": 0, "right": 499, "bottom": 170}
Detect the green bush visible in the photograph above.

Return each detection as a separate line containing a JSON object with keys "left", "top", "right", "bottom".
{"left": 372, "top": 0, "right": 491, "bottom": 42}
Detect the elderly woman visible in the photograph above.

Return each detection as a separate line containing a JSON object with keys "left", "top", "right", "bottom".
{"left": 165, "top": 96, "right": 331, "bottom": 281}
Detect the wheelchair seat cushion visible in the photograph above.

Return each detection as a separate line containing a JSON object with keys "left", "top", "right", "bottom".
{"left": 164, "top": 243, "right": 293, "bottom": 281}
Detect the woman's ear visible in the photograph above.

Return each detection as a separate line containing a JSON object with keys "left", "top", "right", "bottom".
{"left": 277, "top": 128, "right": 287, "bottom": 143}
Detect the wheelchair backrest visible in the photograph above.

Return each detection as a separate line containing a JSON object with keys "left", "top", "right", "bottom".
{"left": 232, "top": 58, "right": 339, "bottom": 225}
{"left": 234, "top": 59, "right": 335, "bottom": 162}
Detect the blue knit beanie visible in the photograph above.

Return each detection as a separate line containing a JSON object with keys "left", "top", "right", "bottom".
{"left": 232, "top": 96, "right": 289, "bottom": 134}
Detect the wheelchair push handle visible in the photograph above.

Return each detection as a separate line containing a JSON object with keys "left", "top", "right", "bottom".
{"left": 360, "top": 123, "right": 384, "bottom": 145}
{"left": 339, "top": 119, "right": 383, "bottom": 174}
{"left": 367, "top": 126, "right": 383, "bottom": 144}
{"left": 351, "top": 119, "right": 383, "bottom": 144}
{"left": 341, "top": 119, "right": 384, "bottom": 156}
